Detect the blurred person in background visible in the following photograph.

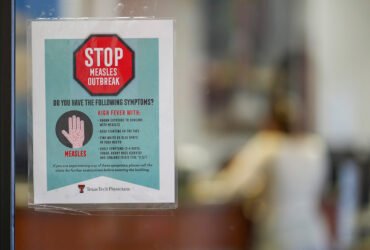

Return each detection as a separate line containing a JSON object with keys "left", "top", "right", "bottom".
{"left": 193, "top": 57, "right": 330, "bottom": 250}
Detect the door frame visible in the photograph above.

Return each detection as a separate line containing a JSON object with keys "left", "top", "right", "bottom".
{"left": 0, "top": 0, "right": 15, "bottom": 249}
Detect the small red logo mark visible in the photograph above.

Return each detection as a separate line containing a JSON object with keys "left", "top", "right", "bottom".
{"left": 78, "top": 184, "right": 86, "bottom": 193}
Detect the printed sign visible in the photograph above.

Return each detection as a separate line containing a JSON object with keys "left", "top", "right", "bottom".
{"left": 74, "top": 34, "right": 135, "bottom": 95}
{"left": 31, "top": 20, "right": 175, "bottom": 205}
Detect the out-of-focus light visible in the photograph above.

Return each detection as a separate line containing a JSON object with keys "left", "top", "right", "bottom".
{"left": 177, "top": 143, "right": 211, "bottom": 172}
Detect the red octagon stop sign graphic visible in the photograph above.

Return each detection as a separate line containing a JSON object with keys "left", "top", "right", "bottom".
{"left": 74, "top": 34, "right": 135, "bottom": 95}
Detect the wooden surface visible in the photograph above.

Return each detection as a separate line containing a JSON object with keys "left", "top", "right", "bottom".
{"left": 16, "top": 205, "right": 251, "bottom": 250}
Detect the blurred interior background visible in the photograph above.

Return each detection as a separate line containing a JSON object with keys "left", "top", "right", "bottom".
{"left": 15, "top": 0, "right": 370, "bottom": 249}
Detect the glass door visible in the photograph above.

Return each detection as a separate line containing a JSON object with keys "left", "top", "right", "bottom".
{"left": 14, "top": 1, "right": 370, "bottom": 250}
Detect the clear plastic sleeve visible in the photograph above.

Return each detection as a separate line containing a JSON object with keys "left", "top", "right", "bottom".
{"left": 27, "top": 17, "right": 176, "bottom": 214}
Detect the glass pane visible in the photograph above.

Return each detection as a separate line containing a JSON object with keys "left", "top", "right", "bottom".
{"left": 15, "top": 1, "right": 370, "bottom": 250}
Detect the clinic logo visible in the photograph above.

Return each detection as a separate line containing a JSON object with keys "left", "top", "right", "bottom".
{"left": 78, "top": 184, "right": 86, "bottom": 193}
